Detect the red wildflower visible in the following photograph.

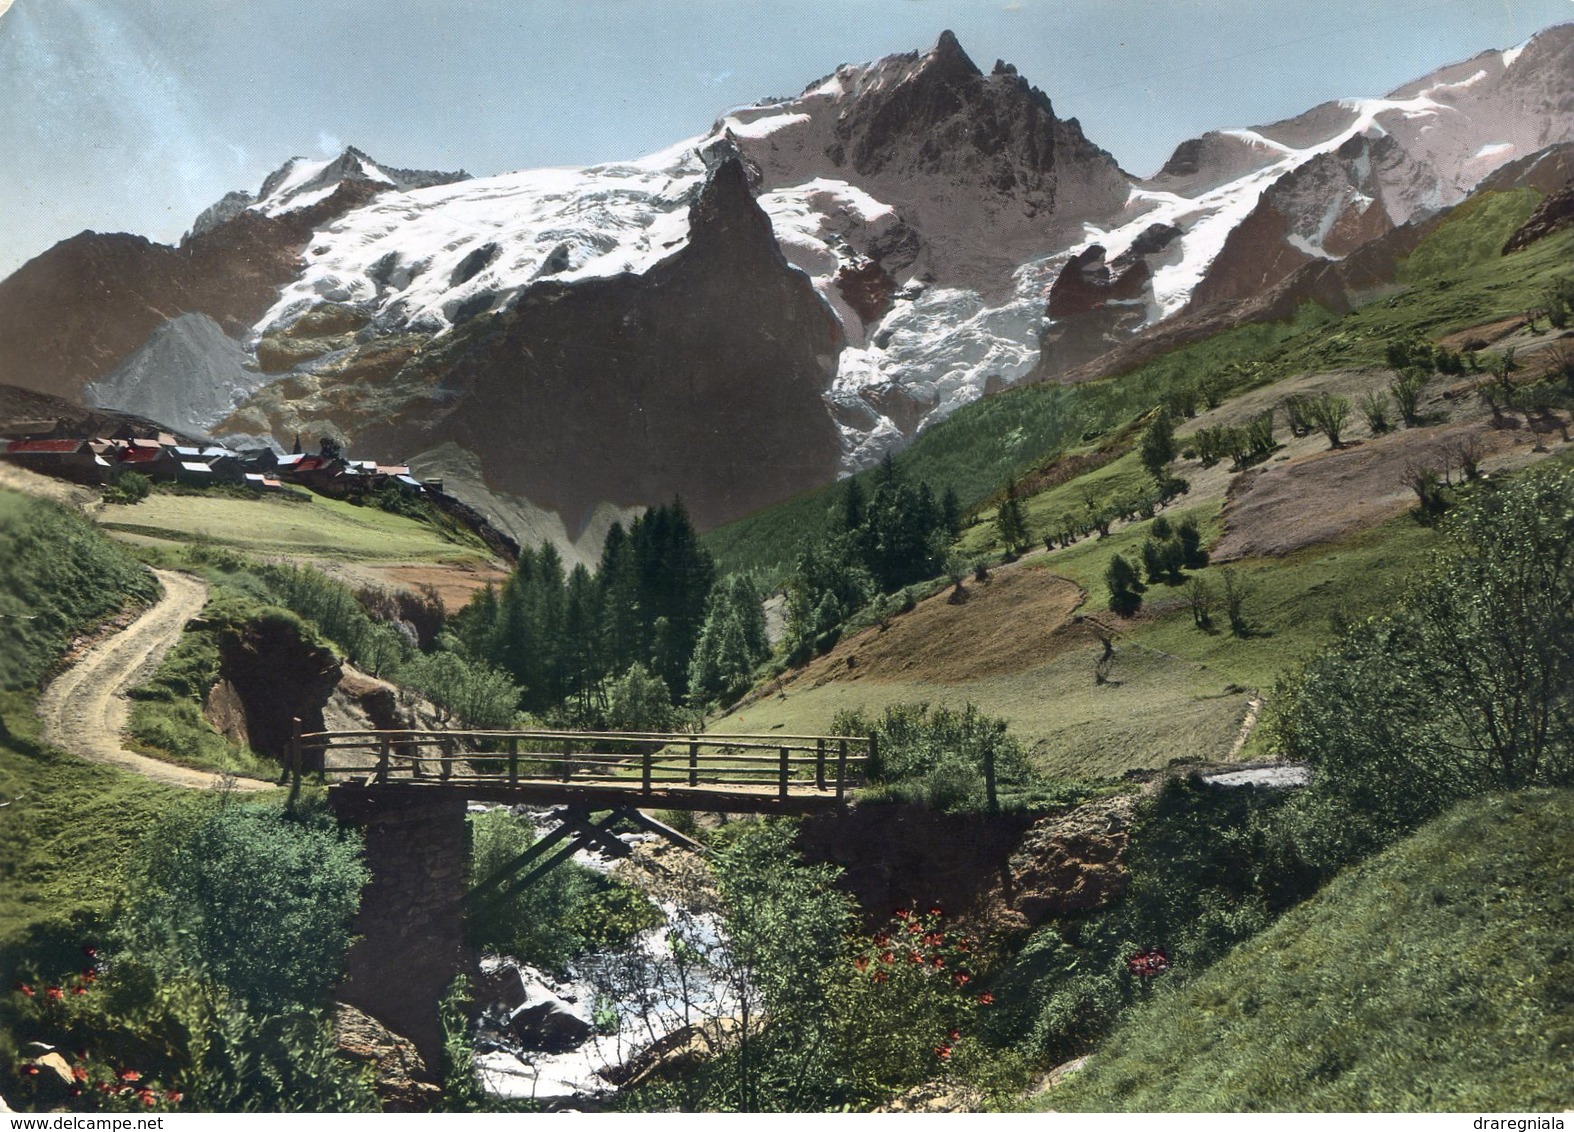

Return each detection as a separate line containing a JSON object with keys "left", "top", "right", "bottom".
{"left": 947, "top": 1029, "right": 961, "bottom": 1041}
{"left": 907, "top": 950, "right": 924, "bottom": 964}
{"left": 137, "top": 1089, "right": 157, "bottom": 1107}
{"left": 82, "top": 946, "right": 98, "bottom": 960}
{"left": 880, "top": 950, "right": 895, "bottom": 965}
{"left": 928, "top": 907, "right": 944, "bottom": 918}
{"left": 931, "top": 955, "right": 946, "bottom": 969}
{"left": 952, "top": 971, "right": 971, "bottom": 987}
{"left": 97, "top": 1082, "right": 114, "bottom": 1094}
{"left": 934, "top": 1044, "right": 952, "bottom": 1059}
{"left": 871, "top": 970, "right": 888, "bottom": 984}
{"left": 72, "top": 1066, "right": 88, "bottom": 1083}
{"left": 872, "top": 932, "right": 891, "bottom": 947}
{"left": 81, "top": 969, "right": 97, "bottom": 983}
{"left": 45, "top": 986, "right": 64, "bottom": 1001}
{"left": 117, "top": 1069, "right": 141, "bottom": 1083}
{"left": 908, "top": 921, "right": 924, "bottom": 935}
{"left": 165, "top": 1092, "right": 183, "bottom": 1104}
{"left": 73, "top": 986, "right": 88, "bottom": 996}
{"left": 853, "top": 955, "right": 870, "bottom": 972}
{"left": 922, "top": 932, "right": 944, "bottom": 947}
{"left": 975, "top": 992, "right": 994, "bottom": 1006}
{"left": 15, "top": 983, "right": 33, "bottom": 997}
{"left": 893, "top": 908, "right": 911, "bottom": 920}
{"left": 21, "top": 1065, "right": 39, "bottom": 1077}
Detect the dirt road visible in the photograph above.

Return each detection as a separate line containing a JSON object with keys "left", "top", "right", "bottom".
{"left": 37, "top": 569, "right": 274, "bottom": 792}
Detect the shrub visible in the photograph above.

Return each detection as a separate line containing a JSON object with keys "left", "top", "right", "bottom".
{"left": 1104, "top": 554, "right": 1143, "bottom": 617}
{"left": 1359, "top": 389, "right": 1392, "bottom": 434}
{"left": 1306, "top": 393, "right": 1351, "bottom": 448}
{"left": 1272, "top": 463, "right": 1574, "bottom": 866}
{"left": 101, "top": 472, "right": 151, "bottom": 505}
{"left": 5, "top": 955, "right": 378, "bottom": 1113}
{"left": 118, "top": 801, "right": 369, "bottom": 1014}
{"left": 402, "top": 651, "right": 520, "bottom": 728}
{"left": 1390, "top": 370, "right": 1428, "bottom": 427}
{"left": 832, "top": 702, "right": 1035, "bottom": 813}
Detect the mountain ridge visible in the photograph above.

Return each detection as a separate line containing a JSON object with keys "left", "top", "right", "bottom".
{"left": 1, "top": 24, "right": 1569, "bottom": 550}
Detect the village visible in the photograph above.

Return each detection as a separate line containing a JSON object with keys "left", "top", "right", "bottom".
{"left": 0, "top": 418, "right": 430, "bottom": 499}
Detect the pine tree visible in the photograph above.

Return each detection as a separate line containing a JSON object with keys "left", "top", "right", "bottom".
{"left": 995, "top": 477, "right": 1030, "bottom": 553}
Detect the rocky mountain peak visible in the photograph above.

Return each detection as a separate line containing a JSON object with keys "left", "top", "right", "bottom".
{"left": 685, "top": 157, "right": 781, "bottom": 265}
{"left": 244, "top": 146, "right": 470, "bottom": 221}
{"left": 919, "top": 28, "right": 981, "bottom": 80}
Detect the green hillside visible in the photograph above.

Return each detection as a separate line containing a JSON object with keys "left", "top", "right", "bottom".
{"left": 1037, "top": 788, "right": 1574, "bottom": 1112}
{"left": 704, "top": 196, "right": 1573, "bottom": 583}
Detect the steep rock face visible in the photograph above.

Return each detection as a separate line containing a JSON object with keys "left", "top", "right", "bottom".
{"left": 82, "top": 312, "right": 263, "bottom": 436}
{"left": 723, "top": 31, "right": 1131, "bottom": 294}
{"left": 206, "top": 614, "right": 342, "bottom": 763}
{"left": 355, "top": 158, "right": 844, "bottom": 532}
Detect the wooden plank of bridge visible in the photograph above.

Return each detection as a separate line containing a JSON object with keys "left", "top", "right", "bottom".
{"left": 837, "top": 738, "right": 848, "bottom": 802}
{"left": 310, "top": 727, "right": 871, "bottom": 809}
{"left": 465, "top": 810, "right": 581, "bottom": 904}
{"left": 617, "top": 807, "right": 706, "bottom": 854}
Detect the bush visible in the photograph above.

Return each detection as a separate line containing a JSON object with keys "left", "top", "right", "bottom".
{"left": 1272, "top": 463, "right": 1574, "bottom": 867}
{"left": 402, "top": 651, "right": 520, "bottom": 728}
{"left": 5, "top": 955, "right": 378, "bottom": 1112}
{"left": 832, "top": 702, "right": 1036, "bottom": 813}
{"left": 101, "top": 472, "right": 151, "bottom": 505}
{"left": 1104, "top": 553, "right": 1143, "bottom": 617}
{"left": 119, "top": 801, "right": 369, "bottom": 1014}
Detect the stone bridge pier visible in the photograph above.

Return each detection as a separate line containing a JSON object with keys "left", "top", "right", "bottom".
{"left": 328, "top": 786, "right": 476, "bottom": 1072}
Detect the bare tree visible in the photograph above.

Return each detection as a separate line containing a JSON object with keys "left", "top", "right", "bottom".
{"left": 1187, "top": 574, "right": 1214, "bottom": 631}
{"left": 1220, "top": 567, "right": 1252, "bottom": 637}
{"left": 1307, "top": 393, "right": 1351, "bottom": 449}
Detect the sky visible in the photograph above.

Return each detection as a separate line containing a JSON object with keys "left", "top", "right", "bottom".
{"left": 0, "top": 0, "right": 1570, "bottom": 278}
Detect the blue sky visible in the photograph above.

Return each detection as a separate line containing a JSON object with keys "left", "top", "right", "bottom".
{"left": 0, "top": 0, "right": 1569, "bottom": 278}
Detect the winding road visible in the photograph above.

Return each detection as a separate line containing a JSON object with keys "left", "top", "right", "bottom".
{"left": 38, "top": 569, "right": 273, "bottom": 792}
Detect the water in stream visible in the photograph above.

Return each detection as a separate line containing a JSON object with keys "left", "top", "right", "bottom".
{"left": 469, "top": 807, "right": 737, "bottom": 1108}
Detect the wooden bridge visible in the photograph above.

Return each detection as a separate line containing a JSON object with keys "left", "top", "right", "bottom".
{"left": 289, "top": 724, "right": 874, "bottom": 814}
{"left": 306, "top": 726, "right": 871, "bottom": 1066}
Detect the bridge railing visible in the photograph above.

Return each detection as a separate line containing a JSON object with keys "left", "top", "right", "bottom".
{"left": 288, "top": 723, "right": 873, "bottom": 803}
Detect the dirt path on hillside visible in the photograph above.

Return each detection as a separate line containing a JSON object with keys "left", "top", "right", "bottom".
{"left": 37, "top": 570, "right": 273, "bottom": 792}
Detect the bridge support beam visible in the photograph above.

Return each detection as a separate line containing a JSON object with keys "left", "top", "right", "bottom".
{"left": 329, "top": 786, "right": 475, "bottom": 1074}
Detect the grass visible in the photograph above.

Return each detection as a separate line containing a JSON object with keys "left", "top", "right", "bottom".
{"left": 1037, "top": 788, "right": 1574, "bottom": 1112}
{"left": 98, "top": 491, "right": 491, "bottom": 566}
{"left": 0, "top": 693, "right": 200, "bottom": 945}
{"left": 709, "top": 499, "right": 1444, "bottom": 777}
{"left": 0, "top": 491, "right": 159, "bottom": 691}
{"left": 705, "top": 306, "right": 1336, "bottom": 582}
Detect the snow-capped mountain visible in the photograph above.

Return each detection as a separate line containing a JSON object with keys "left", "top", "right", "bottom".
{"left": 1, "top": 24, "right": 1570, "bottom": 548}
